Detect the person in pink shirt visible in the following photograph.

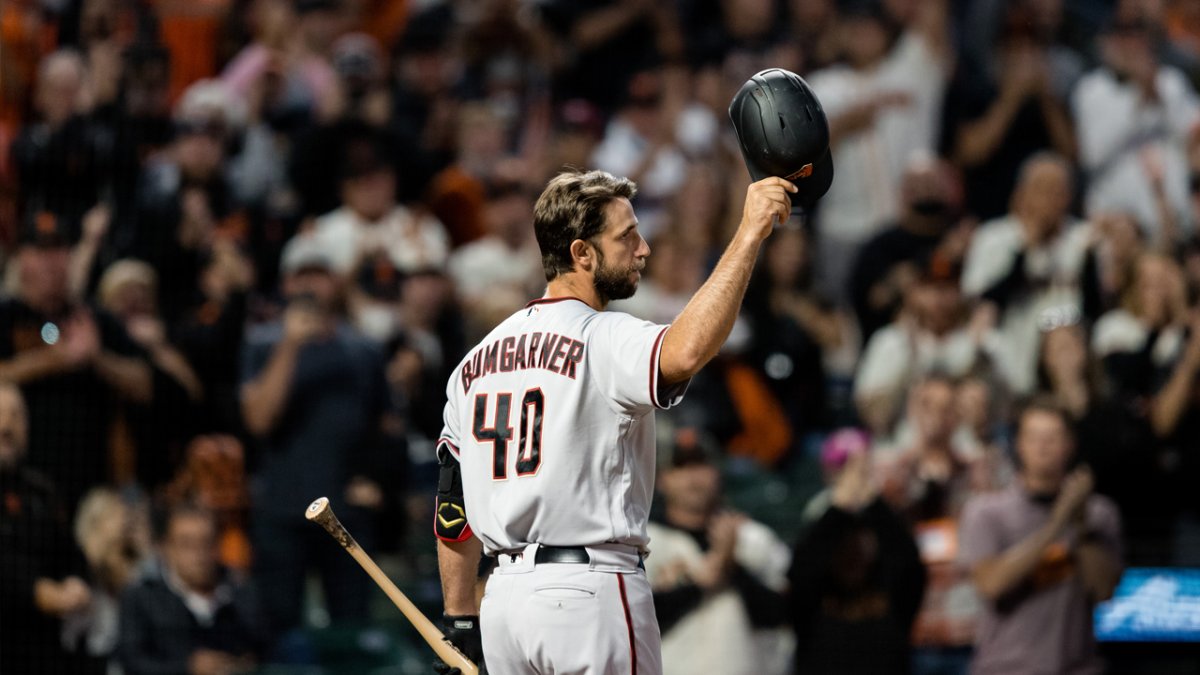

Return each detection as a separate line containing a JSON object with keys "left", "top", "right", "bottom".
{"left": 960, "top": 399, "right": 1122, "bottom": 675}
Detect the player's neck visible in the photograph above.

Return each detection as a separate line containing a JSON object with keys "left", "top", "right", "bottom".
{"left": 546, "top": 275, "right": 605, "bottom": 311}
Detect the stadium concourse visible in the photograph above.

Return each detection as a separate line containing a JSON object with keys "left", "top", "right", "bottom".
{"left": 2, "top": 0, "right": 1200, "bottom": 673}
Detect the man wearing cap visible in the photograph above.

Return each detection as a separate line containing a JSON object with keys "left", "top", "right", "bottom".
{"left": 120, "top": 79, "right": 249, "bottom": 315}
{"left": 0, "top": 213, "right": 152, "bottom": 509}
{"left": 856, "top": 261, "right": 997, "bottom": 438}
{"left": 644, "top": 430, "right": 791, "bottom": 675}
{"left": 239, "top": 236, "right": 397, "bottom": 642}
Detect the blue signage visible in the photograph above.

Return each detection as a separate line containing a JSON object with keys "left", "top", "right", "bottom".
{"left": 1095, "top": 568, "right": 1200, "bottom": 642}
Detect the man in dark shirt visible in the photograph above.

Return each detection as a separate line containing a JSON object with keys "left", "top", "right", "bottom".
{"left": 0, "top": 381, "right": 96, "bottom": 674}
{"left": 239, "top": 235, "right": 394, "bottom": 640}
{"left": 119, "top": 502, "right": 266, "bottom": 675}
{"left": 940, "top": 2, "right": 1079, "bottom": 221}
{"left": 0, "top": 213, "right": 151, "bottom": 508}
{"left": 538, "top": 0, "right": 673, "bottom": 113}
{"left": 849, "top": 155, "right": 971, "bottom": 344}
{"left": 789, "top": 434, "right": 927, "bottom": 675}
{"left": 11, "top": 50, "right": 114, "bottom": 235}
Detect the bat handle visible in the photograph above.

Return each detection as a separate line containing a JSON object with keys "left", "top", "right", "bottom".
{"left": 307, "top": 497, "right": 359, "bottom": 550}
{"left": 305, "top": 497, "right": 480, "bottom": 675}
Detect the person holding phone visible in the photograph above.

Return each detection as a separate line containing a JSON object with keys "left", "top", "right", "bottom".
{"left": 238, "top": 236, "right": 397, "bottom": 649}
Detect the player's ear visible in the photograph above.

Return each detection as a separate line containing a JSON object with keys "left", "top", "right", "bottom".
{"left": 569, "top": 238, "right": 596, "bottom": 273}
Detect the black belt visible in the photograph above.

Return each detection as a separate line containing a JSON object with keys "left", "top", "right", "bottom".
{"left": 535, "top": 545, "right": 591, "bottom": 564}
{"left": 531, "top": 545, "right": 644, "bottom": 570}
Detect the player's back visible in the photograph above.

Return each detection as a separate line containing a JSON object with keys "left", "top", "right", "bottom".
{"left": 439, "top": 297, "right": 682, "bottom": 554}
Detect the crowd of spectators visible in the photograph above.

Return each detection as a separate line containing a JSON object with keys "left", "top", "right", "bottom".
{"left": 3, "top": 0, "right": 1200, "bottom": 672}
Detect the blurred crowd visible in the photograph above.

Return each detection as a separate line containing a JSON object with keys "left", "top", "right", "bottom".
{"left": 2, "top": 0, "right": 1200, "bottom": 673}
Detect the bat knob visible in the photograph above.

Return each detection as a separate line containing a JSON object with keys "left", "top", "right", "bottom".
{"left": 306, "top": 497, "right": 330, "bottom": 521}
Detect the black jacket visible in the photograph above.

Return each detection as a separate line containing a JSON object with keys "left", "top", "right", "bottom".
{"left": 0, "top": 465, "right": 95, "bottom": 674}
{"left": 118, "top": 560, "right": 267, "bottom": 675}
{"left": 789, "top": 499, "right": 928, "bottom": 675}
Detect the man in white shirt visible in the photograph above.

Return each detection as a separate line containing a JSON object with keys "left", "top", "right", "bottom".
{"left": 1072, "top": 18, "right": 1200, "bottom": 244}
{"left": 645, "top": 433, "right": 792, "bottom": 675}
{"left": 434, "top": 170, "right": 798, "bottom": 674}
{"left": 961, "top": 152, "right": 1090, "bottom": 394}
{"left": 309, "top": 138, "right": 450, "bottom": 276}
{"left": 447, "top": 180, "right": 546, "bottom": 340}
{"left": 856, "top": 265, "right": 993, "bottom": 437}
{"left": 806, "top": 0, "right": 951, "bottom": 300}
{"left": 589, "top": 70, "right": 688, "bottom": 242}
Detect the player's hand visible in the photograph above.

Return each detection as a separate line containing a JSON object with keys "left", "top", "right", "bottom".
{"left": 434, "top": 614, "right": 486, "bottom": 675}
{"left": 739, "top": 178, "right": 797, "bottom": 241}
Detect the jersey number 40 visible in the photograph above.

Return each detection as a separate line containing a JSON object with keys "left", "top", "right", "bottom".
{"left": 473, "top": 389, "right": 544, "bottom": 480}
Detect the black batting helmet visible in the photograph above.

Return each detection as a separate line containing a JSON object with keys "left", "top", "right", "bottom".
{"left": 729, "top": 68, "right": 834, "bottom": 208}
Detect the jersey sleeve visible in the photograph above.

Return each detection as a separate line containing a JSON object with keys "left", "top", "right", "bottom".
{"left": 586, "top": 312, "right": 688, "bottom": 415}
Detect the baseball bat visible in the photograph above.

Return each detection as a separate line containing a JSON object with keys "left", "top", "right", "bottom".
{"left": 305, "top": 497, "right": 479, "bottom": 675}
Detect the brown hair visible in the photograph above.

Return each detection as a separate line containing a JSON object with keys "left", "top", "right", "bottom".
{"left": 532, "top": 169, "right": 637, "bottom": 281}
{"left": 1016, "top": 395, "right": 1074, "bottom": 437}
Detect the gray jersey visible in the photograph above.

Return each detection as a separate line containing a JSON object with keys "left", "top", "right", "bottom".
{"left": 438, "top": 297, "right": 687, "bottom": 554}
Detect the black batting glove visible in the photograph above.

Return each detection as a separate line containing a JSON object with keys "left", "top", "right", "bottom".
{"left": 433, "top": 614, "right": 485, "bottom": 675}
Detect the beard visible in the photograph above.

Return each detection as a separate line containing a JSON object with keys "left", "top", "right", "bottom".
{"left": 593, "top": 252, "right": 642, "bottom": 305}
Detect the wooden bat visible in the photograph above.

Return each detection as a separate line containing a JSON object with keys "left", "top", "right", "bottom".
{"left": 305, "top": 497, "right": 479, "bottom": 675}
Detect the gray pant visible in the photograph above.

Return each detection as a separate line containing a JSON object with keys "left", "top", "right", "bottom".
{"left": 481, "top": 546, "right": 661, "bottom": 674}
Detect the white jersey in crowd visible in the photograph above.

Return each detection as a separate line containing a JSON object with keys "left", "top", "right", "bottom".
{"left": 437, "top": 296, "right": 687, "bottom": 555}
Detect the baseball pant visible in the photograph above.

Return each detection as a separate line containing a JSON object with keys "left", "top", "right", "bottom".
{"left": 480, "top": 544, "right": 662, "bottom": 675}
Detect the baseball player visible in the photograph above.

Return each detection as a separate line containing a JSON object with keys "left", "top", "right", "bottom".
{"left": 435, "top": 69, "right": 831, "bottom": 675}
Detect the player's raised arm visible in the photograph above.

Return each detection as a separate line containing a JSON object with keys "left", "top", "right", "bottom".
{"left": 662, "top": 67, "right": 833, "bottom": 384}
{"left": 658, "top": 177, "right": 796, "bottom": 384}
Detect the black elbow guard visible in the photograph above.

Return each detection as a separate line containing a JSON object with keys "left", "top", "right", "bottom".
{"left": 434, "top": 443, "right": 472, "bottom": 542}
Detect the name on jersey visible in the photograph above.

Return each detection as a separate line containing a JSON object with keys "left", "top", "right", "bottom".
{"left": 461, "top": 332, "right": 585, "bottom": 393}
